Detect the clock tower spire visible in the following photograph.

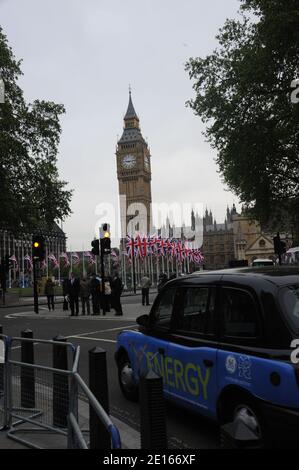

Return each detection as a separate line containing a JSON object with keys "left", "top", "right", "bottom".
{"left": 116, "top": 91, "right": 152, "bottom": 236}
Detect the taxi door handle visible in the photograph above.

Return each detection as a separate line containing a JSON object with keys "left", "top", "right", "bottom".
{"left": 203, "top": 359, "right": 214, "bottom": 368}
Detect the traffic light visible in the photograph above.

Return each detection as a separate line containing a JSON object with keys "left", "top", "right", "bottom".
{"left": 32, "top": 235, "right": 45, "bottom": 261}
{"left": 100, "top": 223, "right": 111, "bottom": 254}
{"left": 91, "top": 239, "right": 100, "bottom": 256}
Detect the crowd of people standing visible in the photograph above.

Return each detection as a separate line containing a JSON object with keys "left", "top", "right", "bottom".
{"left": 44, "top": 270, "right": 177, "bottom": 316}
{"left": 45, "top": 272, "right": 124, "bottom": 316}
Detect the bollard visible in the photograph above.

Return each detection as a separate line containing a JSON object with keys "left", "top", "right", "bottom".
{"left": 21, "top": 329, "right": 35, "bottom": 408}
{"left": 0, "top": 325, "right": 3, "bottom": 393}
{"left": 139, "top": 370, "right": 167, "bottom": 449}
{"left": 52, "top": 335, "right": 69, "bottom": 428}
{"left": 88, "top": 347, "right": 110, "bottom": 449}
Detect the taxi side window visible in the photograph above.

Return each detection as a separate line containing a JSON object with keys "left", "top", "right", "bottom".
{"left": 221, "top": 288, "right": 259, "bottom": 338}
{"left": 176, "top": 287, "right": 216, "bottom": 335}
{"left": 153, "top": 288, "right": 177, "bottom": 328}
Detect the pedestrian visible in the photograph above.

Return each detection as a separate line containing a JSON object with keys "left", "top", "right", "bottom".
{"left": 90, "top": 273, "right": 101, "bottom": 315}
{"left": 111, "top": 272, "right": 123, "bottom": 316}
{"left": 141, "top": 274, "right": 151, "bottom": 306}
{"left": 44, "top": 277, "right": 55, "bottom": 311}
{"left": 62, "top": 278, "right": 69, "bottom": 311}
{"left": 68, "top": 272, "right": 80, "bottom": 317}
{"left": 80, "top": 277, "right": 91, "bottom": 315}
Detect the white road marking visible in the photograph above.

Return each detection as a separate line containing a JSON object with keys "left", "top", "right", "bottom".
{"left": 65, "top": 325, "right": 136, "bottom": 339}
{"left": 4, "top": 312, "right": 138, "bottom": 321}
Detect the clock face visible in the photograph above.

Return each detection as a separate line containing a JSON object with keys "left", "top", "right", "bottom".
{"left": 122, "top": 154, "right": 136, "bottom": 170}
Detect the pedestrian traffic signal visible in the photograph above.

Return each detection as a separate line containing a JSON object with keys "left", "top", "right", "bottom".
{"left": 101, "top": 236, "right": 111, "bottom": 254}
{"left": 91, "top": 239, "right": 100, "bottom": 256}
{"left": 32, "top": 235, "right": 45, "bottom": 261}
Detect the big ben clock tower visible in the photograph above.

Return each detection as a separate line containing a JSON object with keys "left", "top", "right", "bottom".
{"left": 116, "top": 91, "right": 152, "bottom": 236}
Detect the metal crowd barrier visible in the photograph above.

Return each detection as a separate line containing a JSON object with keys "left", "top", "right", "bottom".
{"left": 0, "top": 334, "right": 121, "bottom": 449}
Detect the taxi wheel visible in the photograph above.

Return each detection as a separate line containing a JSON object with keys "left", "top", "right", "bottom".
{"left": 222, "top": 395, "right": 268, "bottom": 448}
{"left": 118, "top": 355, "right": 139, "bottom": 402}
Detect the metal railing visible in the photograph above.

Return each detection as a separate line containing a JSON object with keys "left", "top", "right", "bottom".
{"left": 0, "top": 335, "right": 121, "bottom": 449}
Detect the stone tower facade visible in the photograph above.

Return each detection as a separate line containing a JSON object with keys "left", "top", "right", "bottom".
{"left": 116, "top": 92, "right": 152, "bottom": 236}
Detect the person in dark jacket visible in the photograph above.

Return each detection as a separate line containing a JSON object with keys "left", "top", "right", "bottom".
{"left": 80, "top": 278, "right": 91, "bottom": 315}
{"left": 45, "top": 278, "right": 55, "bottom": 311}
{"left": 111, "top": 272, "right": 123, "bottom": 316}
{"left": 141, "top": 274, "right": 151, "bottom": 306}
{"left": 68, "top": 272, "right": 80, "bottom": 316}
{"left": 90, "top": 274, "right": 101, "bottom": 315}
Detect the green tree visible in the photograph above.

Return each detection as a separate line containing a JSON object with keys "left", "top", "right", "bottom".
{"left": 186, "top": 0, "right": 299, "bottom": 241}
{"left": 0, "top": 27, "right": 72, "bottom": 232}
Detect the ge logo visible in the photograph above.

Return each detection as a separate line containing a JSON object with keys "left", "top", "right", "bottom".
{"left": 225, "top": 355, "right": 237, "bottom": 374}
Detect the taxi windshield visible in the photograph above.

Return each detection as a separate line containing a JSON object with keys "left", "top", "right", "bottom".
{"left": 280, "top": 285, "right": 299, "bottom": 332}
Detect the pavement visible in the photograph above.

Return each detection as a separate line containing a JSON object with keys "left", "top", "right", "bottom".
{"left": 0, "top": 300, "right": 148, "bottom": 449}
{"left": 3, "top": 301, "right": 149, "bottom": 322}
{"left": 0, "top": 289, "right": 158, "bottom": 309}
{"left": 0, "top": 395, "right": 141, "bottom": 450}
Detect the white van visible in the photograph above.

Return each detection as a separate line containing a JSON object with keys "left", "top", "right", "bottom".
{"left": 252, "top": 258, "right": 275, "bottom": 267}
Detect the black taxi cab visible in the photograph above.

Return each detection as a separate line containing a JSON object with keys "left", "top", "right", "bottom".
{"left": 115, "top": 267, "right": 299, "bottom": 447}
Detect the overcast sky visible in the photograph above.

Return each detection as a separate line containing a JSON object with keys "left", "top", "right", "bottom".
{"left": 1, "top": 0, "right": 242, "bottom": 250}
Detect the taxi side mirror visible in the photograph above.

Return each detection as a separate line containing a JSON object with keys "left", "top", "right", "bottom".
{"left": 136, "top": 314, "right": 150, "bottom": 328}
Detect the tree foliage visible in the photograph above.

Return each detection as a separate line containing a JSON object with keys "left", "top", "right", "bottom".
{"left": 0, "top": 27, "right": 72, "bottom": 232}
{"left": 186, "top": 0, "right": 299, "bottom": 237}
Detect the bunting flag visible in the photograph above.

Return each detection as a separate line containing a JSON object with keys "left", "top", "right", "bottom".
{"left": 60, "top": 252, "right": 70, "bottom": 267}
{"left": 126, "top": 236, "right": 137, "bottom": 257}
{"left": 71, "top": 252, "right": 80, "bottom": 265}
{"left": 9, "top": 254, "right": 19, "bottom": 271}
{"left": 125, "top": 235, "right": 204, "bottom": 264}
{"left": 41, "top": 259, "right": 47, "bottom": 270}
{"left": 84, "top": 251, "right": 96, "bottom": 265}
{"left": 48, "top": 253, "right": 59, "bottom": 268}
{"left": 88, "top": 255, "right": 96, "bottom": 265}
{"left": 24, "top": 254, "right": 33, "bottom": 271}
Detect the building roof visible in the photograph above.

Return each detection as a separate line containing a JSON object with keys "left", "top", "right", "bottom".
{"left": 118, "top": 91, "right": 145, "bottom": 144}
{"left": 124, "top": 91, "right": 139, "bottom": 121}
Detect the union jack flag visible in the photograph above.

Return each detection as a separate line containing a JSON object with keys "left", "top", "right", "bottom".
{"left": 24, "top": 254, "right": 33, "bottom": 270}
{"left": 165, "top": 239, "right": 173, "bottom": 257}
{"left": 126, "top": 236, "right": 137, "bottom": 257}
{"left": 134, "top": 235, "right": 144, "bottom": 258}
{"left": 88, "top": 255, "right": 96, "bottom": 265}
{"left": 60, "top": 252, "right": 70, "bottom": 267}
{"left": 48, "top": 253, "right": 59, "bottom": 268}
{"left": 9, "top": 255, "right": 19, "bottom": 271}
{"left": 192, "top": 250, "right": 204, "bottom": 264}
{"left": 71, "top": 252, "right": 80, "bottom": 265}
{"left": 176, "top": 241, "right": 185, "bottom": 263}
{"left": 147, "top": 235, "right": 157, "bottom": 255}
{"left": 41, "top": 259, "right": 47, "bottom": 270}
